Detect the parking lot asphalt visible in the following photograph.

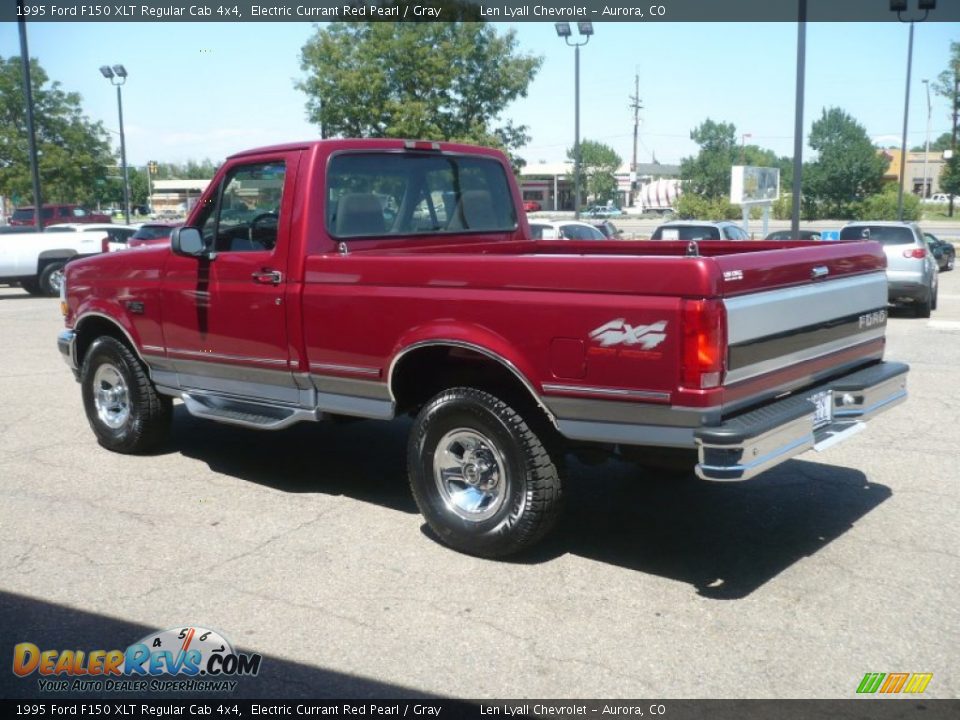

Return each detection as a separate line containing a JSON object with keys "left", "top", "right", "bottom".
{"left": 0, "top": 269, "right": 958, "bottom": 700}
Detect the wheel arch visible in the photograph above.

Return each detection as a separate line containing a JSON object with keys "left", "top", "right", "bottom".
{"left": 388, "top": 339, "right": 555, "bottom": 426}
{"left": 74, "top": 312, "right": 146, "bottom": 371}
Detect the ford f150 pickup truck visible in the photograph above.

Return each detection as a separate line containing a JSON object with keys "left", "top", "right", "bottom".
{"left": 57, "top": 139, "right": 909, "bottom": 557}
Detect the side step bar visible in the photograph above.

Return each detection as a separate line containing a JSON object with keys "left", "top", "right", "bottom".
{"left": 181, "top": 392, "right": 319, "bottom": 430}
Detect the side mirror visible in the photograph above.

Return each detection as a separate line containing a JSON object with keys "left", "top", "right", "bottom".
{"left": 171, "top": 227, "right": 207, "bottom": 257}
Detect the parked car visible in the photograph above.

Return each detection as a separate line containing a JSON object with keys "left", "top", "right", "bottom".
{"left": 1, "top": 223, "right": 133, "bottom": 296}
{"left": 764, "top": 229, "right": 822, "bottom": 241}
{"left": 9, "top": 204, "right": 112, "bottom": 227}
{"left": 651, "top": 220, "right": 750, "bottom": 241}
{"left": 583, "top": 205, "right": 624, "bottom": 218}
{"left": 529, "top": 220, "right": 606, "bottom": 240}
{"left": 522, "top": 200, "right": 542, "bottom": 212}
{"left": 924, "top": 233, "right": 955, "bottom": 272}
{"left": 592, "top": 220, "right": 624, "bottom": 239}
{"left": 45, "top": 223, "right": 138, "bottom": 251}
{"left": 839, "top": 222, "right": 938, "bottom": 317}
{"left": 923, "top": 193, "right": 957, "bottom": 204}
{"left": 127, "top": 222, "right": 178, "bottom": 248}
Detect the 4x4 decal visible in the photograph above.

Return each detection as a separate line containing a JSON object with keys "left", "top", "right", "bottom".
{"left": 589, "top": 319, "right": 668, "bottom": 349}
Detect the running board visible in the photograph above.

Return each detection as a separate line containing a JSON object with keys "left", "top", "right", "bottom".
{"left": 181, "top": 392, "right": 319, "bottom": 430}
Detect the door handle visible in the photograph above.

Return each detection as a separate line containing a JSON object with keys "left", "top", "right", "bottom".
{"left": 251, "top": 269, "right": 283, "bottom": 285}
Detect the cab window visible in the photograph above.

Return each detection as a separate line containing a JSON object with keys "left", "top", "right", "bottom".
{"left": 196, "top": 162, "right": 285, "bottom": 252}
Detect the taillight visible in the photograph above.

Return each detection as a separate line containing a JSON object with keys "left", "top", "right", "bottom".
{"left": 903, "top": 247, "right": 926, "bottom": 259}
{"left": 681, "top": 299, "right": 726, "bottom": 390}
{"left": 101, "top": 235, "right": 110, "bottom": 253}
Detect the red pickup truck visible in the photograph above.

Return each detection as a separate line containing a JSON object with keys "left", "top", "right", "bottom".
{"left": 10, "top": 204, "right": 112, "bottom": 227}
{"left": 57, "top": 139, "right": 908, "bottom": 557}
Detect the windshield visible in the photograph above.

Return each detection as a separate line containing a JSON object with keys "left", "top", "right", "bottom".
{"left": 327, "top": 152, "right": 517, "bottom": 237}
{"left": 839, "top": 225, "right": 915, "bottom": 245}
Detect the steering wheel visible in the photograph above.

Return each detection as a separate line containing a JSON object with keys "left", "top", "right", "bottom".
{"left": 249, "top": 212, "right": 279, "bottom": 249}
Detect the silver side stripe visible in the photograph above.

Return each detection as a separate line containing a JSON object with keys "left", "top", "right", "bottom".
{"left": 165, "top": 347, "right": 289, "bottom": 367}
{"left": 725, "top": 330, "right": 886, "bottom": 385}
{"left": 142, "top": 344, "right": 165, "bottom": 353}
{"left": 725, "top": 273, "right": 887, "bottom": 345}
{"left": 309, "top": 362, "right": 381, "bottom": 377}
{"left": 542, "top": 383, "right": 671, "bottom": 401}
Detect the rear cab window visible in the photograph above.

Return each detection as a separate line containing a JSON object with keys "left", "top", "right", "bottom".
{"left": 326, "top": 152, "right": 517, "bottom": 238}
{"left": 839, "top": 225, "right": 915, "bottom": 245}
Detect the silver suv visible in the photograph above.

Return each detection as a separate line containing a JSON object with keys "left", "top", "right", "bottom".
{"left": 839, "top": 222, "right": 938, "bottom": 317}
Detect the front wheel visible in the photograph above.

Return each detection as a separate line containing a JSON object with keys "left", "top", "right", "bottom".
{"left": 407, "top": 388, "right": 562, "bottom": 558}
{"left": 80, "top": 337, "right": 172, "bottom": 453}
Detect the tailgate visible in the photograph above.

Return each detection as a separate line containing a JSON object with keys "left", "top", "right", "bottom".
{"left": 712, "top": 241, "right": 889, "bottom": 410}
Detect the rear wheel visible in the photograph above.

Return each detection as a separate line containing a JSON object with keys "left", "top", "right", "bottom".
{"left": 80, "top": 337, "right": 172, "bottom": 453}
{"left": 407, "top": 387, "right": 562, "bottom": 558}
{"left": 39, "top": 261, "right": 66, "bottom": 297}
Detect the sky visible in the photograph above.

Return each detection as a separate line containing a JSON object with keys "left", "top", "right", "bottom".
{"left": 0, "top": 20, "right": 957, "bottom": 170}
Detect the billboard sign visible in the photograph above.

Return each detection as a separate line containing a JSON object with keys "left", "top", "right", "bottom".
{"left": 730, "top": 166, "right": 780, "bottom": 205}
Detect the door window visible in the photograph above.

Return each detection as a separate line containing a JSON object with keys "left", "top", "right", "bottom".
{"left": 196, "top": 162, "right": 286, "bottom": 252}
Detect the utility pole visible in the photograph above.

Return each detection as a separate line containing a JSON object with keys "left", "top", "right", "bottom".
{"left": 950, "top": 64, "right": 959, "bottom": 218}
{"left": 629, "top": 70, "right": 642, "bottom": 206}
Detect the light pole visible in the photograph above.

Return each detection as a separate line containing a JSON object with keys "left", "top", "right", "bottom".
{"left": 555, "top": 21, "right": 593, "bottom": 219}
{"left": 922, "top": 79, "right": 932, "bottom": 199}
{"left": 100, "top": 64, "right": 130, "bottom": 225}
{"left": 740, "top": 133, "right": 752, "bottom": 165}
{"left": 891, "top": 1, "right": 936, "bottom": 221}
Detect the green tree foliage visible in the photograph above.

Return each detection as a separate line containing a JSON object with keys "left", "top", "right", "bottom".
{"left": 804, "top": 107, "right": 886, "bottom": 219}
{"left": 566, "top": 140, "right": 621, "bottom": 205}
{"left": 939, "top": 155, "right": 960, "bottom": 199}
{"left": 297, "top": 23, "right": 541, "bottom": 170}
{"left": 931, "top": 41, "right": 960, "bottom": 121}
{"left": 0, "top": 56, "right": 114, "bottom": 206}
{"left": 151, "top": 159, "right": 220, "bottom": 180}
{"left": 679, "top": 119, "right": 738, "bottom": 199}
{"left": 912, "top": 131, "right": 953, "bottom": 153}
{"left": 674, "top": 193, "right": 741, "bottom": 221}
{"left": 858, "top": 182, "right": 921, "bottom": 221}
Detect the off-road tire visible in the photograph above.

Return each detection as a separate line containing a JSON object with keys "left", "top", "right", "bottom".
{"left": 80, "top": 336, "right": 171, "bottom": 453}
{"left": 38, "top": 261, "right": 66, "bottom": 297}
{"left": 408, "top": 387, "right": 562, "bottom": 558}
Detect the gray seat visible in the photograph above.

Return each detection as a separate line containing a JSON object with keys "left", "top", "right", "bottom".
{"left": 335, "top": 193, "right": 385, "bottom": 236}
{"left": 448, "top": 190, "right": 498, "bottom": 231}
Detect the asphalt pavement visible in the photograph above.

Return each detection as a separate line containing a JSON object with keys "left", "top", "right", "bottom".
{"left": 0, "top": 268, "right": 957, "bottom": 700}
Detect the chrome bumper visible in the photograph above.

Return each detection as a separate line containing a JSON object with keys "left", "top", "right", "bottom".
{"left": 57, "top": 330, "right": 79, "bottom": 377}
{"left": 695, "top": 361, "right": 909, "bottom": 482}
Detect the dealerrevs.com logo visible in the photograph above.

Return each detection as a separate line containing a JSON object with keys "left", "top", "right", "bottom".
{"left": 13, "top": 626, "right": 261, "bottom": 693}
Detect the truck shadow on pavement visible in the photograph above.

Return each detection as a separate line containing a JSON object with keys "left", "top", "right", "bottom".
{"left": 169, "top": 407, "right": 890, "bottom": 601}
{"left": 0, "top": 591, "right": 438, "bottom": 699}
{"left": 526, "top": 456, "right": 890, "bottom": 600}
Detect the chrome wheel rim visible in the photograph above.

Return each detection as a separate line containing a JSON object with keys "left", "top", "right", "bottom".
{"left": 433, "top": 428, "right": 507, "bottom": 521}
{"left": 48, "top": 268, "right": 65, "bottom": 293}
{"left": 93, "top": 363, "right": 130, "bottom": 429}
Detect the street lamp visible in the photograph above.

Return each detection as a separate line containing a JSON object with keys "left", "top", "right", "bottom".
{"left": 891, "top": 0, "right": 936, "bottom": 221}
{"left": 922, "top": 79, "right": 932, "bottom": 200}
{"left": 740, "top": 133, "right": 752, "bottom": 165}
{"left": 555, "top": 21, "right": 593, "bottom": 219}
{"left": 100, "top": 64, "right": 130, "bottom": 224}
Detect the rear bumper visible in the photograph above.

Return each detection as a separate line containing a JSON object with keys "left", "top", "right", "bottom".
{"left": 694, "top": 361, "right": 908, "bottom": 481}
{"left": 887, "top": 280, "right": 929, "bottom": 303}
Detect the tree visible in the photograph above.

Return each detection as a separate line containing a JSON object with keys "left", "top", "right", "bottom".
{"left": 804, "top": 107, "right": 886, "bottom": 218}
{"left": 940, "top": 156, "right": 960, "bottom": 199}
{"left": 0, "top": 56, "right": 115, "bottom": 207}
{"left": 680, "top": 119, "right": 738, "bottom": 199}
{"left": 912, "top": 132, "right": 953, "bottom": 153}
{"left": 567, "top": 140, "right": 621, "bottom": 205}
{"left": 297, "top": 23, "right": 541, "bottom": 170}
